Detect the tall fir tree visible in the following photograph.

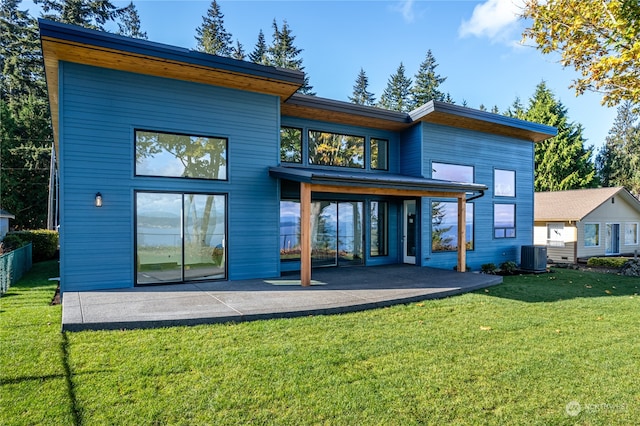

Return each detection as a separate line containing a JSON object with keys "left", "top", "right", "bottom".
{"left": 410, "top": 49, "right": 446, "bottom": 108}
{"left": 267, "top": 19, "right": 314, "bottom": 95}
{"left": 596, "top": 101, "right": 640, "bottom": 197}
{"left": 194, "top": 0, "right": 233, "bottom": 56}
{"left": 378, "top": 62, "right": 412, "bottom": 112}
{"left": 348, "top": 68, "right": 376, "bottom": 106}
{"left": 35, "top": 0, "right": 122, "bottom": 30}
{"left": 505, "top": 96, "right": 526, "bottom": 120}
{"left": 248, "top": 29, "right": 268, "bottom": 64}
{"left": 525, "top": 82, "right": 598, "bottom": 191}
{"left": 116, "top": 1, "right": 147, "bottom": 39}
{"left": 231, "top": 40, "right": 245, "bottom": 60}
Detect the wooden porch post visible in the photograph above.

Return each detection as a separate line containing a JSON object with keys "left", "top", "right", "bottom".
{"left": 457, "top": 195, "right": 466, "bottom": 272}
{"left": 300, "top": 182, "right": 311, "bottom": 286}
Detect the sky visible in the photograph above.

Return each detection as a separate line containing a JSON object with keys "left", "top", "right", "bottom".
{"left": 25, "top": 0, "right": 619, "bottom": 152}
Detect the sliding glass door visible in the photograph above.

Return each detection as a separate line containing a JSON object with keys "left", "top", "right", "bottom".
{"left": 136, "top": 192, "right": 226, "bottom": 284}
{"left": 306, "top": 201, "right": 363, "bottom": 267}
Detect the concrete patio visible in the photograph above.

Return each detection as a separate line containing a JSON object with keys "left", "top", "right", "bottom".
{"left": 61, "top": 265, "right": 502, "bottom": 331}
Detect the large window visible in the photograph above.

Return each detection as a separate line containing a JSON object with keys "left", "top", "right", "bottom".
{"left": 370, "top": 138, "right": 389, "bottom": 170}
{"left": 370, "top": 201, "right": 388, "bottom": 256}
{"left": 624, "top": 223, "right": 638, "bottom": 245}
{"left": 432, "top": 162, "right": 474, "bottom": 182}
{"left": 308, "top": 131, "right": 364, "bottom": 168}
{"left": 494, "top": 204, "right": 515, "bottom": 238}
{"left": 135, "top": 130, "right": 227, "bottom": 180}
{"left": 136, "top": 192, "right": 226, "bottom": 284}
{"left": 584, "top": 223, "right": 600, "bottom": 247}
{"left": 280, "top": 127, "right": 302, "bottom": 163}
{"left": 280, "top": 201, "right": 301, "bottom": 261}
{"left": 432, "top": 201, "right": 474, "bottom": 251}
{"left": 494, "top": 169, "right": 515, "bottom": 197}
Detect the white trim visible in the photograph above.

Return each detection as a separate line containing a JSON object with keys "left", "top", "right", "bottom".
{"left": 624, "top": 222, "right": 639, "bottom": 246}
{"left": 583, "top": 222, "right": 600, "bottom": 248}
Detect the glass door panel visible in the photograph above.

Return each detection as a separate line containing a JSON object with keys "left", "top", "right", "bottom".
{"left": 338, "top": 202, "right": 363, "bottom": 266}
{"left": 136, "top": 192, "right": 183, "bottom": 284}
{"left": 311, "top": 201, "right": 337, "bottom": 267}
{"left": 183, "top": 194, "right": 226, "bottom": 280}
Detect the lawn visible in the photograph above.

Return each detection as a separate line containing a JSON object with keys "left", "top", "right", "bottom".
{"left": 1, "top": 261, "right": 639, "bottom": 425}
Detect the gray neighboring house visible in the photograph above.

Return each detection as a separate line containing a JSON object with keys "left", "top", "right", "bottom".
{"left": 534, "top": 187, "right": 640, "bottom": 263}
{"left": 0, "top": 209, "right": 15, "bottom": 240}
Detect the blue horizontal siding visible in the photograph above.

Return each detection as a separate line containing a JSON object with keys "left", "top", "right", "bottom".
{"left": 420, "top": 123, "right": 535, "bottom": 271}
{"left": 59, "top": 62, "right": 281, "bottom": 291}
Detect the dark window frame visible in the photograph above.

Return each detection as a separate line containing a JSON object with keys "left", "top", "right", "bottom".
{"left": 370, "top": 138, "right": 389, "bottom": 171}
{"left": 494, "top": 168, "right": 516, "bottom": 197}
{"left": 307, "top": 129, "right": 365, "bottom": 169}
{"left": 370, "top": 200, "right": 389, "bottom": 257}
{"left": 431, "top": 161, "right": 475, "bottom": 182}
{"left": 280, "top": 126, "right": 303, "bottom": 164}
{"left": 431, "top": 200, "right": 475, "bottom": 252}
{"left": 493, "top": 203, "right": 516, "bottom": 239}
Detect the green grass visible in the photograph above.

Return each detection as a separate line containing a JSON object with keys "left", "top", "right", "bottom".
{"left": 2, "top": 264, "right": 639, "bottom": 425}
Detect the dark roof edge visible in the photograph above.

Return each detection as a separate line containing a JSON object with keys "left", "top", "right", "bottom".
{"left": 269, "top": 166, "right": 488, "bottom": 192}
{"left": 410, "top": 100, "right": 558, "bottom": 138}
{"left": 285, "top": 93, "right": 411, "bottom": 124}
{"left": 38, "top": 19, "right": 305, "bottom": 85}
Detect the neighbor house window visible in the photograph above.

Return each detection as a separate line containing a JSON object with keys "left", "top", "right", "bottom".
{"left": 370, "top": 138, "right": 389, "bottom": 170}
{"left": 547, "top": 223, "right": 565, "bottom": 247}
{"left": 624, "top": 223, "right": 638, "bottom": 245}
{"left": 494, "top": 204, "right": 515, "bottom": 238}
{"left": 370, "top": 201, "right": 388, "bottom": 256}
{"left": 494, "top": 169, "right": 515, "bottom": 197}
{"left": 280, "top": 127, "right": 302, "bottom": 163}
{"left": 432, "top": 201, "right": 474, "bottom": 251}
{"left": 432, "top": 162, "right": 474, "bottom": 182}
{"left": 308, "top": 130, "right": 364, "bottom": 168}
{"left": 135, "top": 129, "right": 227, "bottom": 180}
{"left": 584, "top": 223, "right": 600, "bottom": 247}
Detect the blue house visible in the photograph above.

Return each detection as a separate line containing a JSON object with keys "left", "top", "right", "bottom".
{"left": 39, "top": 20, "right": 556, "bottom": 293}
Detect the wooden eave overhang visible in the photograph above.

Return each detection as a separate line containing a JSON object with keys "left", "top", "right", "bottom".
{"left": 283, "top": 95, "right": 558, "bottom": 143}
{"left": 39, "top": 19, "right": 304, "bottom": 153}
{"left": 410, "top": 101, "right": 558, "bottom": 143}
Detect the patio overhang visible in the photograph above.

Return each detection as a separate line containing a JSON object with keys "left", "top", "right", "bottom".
{"left": 269, "top": 166, "right": 488, "bottom": 286}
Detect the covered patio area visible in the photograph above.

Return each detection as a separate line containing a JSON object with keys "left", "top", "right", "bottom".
{"left": 62, "top": 264, "right": 502, "bottom": 331}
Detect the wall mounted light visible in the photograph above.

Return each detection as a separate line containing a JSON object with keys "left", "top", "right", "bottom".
{"left": 95, "top": 192, "right": 103, "bottom": 207}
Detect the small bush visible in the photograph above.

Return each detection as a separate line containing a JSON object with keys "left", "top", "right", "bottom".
{"left": 500, "top": 261, "right": 518, "bottom": 274}
{"left": 1, "top": 233, "right": 26, "bottom": 251}
{"left": 7, "top": 230, "right": 58, "bottom": 262}
{"left": 586, "top": 257, "right": 628, "bottom": 268}
{"left": 481, "top": 263, "right": 497, "bottom": 274}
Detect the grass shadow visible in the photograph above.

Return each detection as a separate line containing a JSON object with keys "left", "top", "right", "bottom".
{"left": 477, "top": 268, "right": 640, "bottom": 303}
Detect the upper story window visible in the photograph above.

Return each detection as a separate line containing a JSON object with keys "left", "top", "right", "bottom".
{"left": 494, "top": 169, "right": 515, "bottom": 197}
{"left": 432, "top": 162, "right": 474, "bottom": 182}
{"left": 308, "top": 130, "right": 364, "bottom": 169}
{"left": 135, "top": 129, "right": 227, "bottom": 180}
{"left": 370, "top": 138, "right": 389, "bottom": 170}
{"left": 280, "top": 127, "right": 302, "bottom": 163}
{"left": 494, "top": 203, "right": 516, "bottom": 238}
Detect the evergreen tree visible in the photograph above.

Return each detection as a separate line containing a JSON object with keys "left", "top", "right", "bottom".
{"left": 378, "top": 62, "right": 412, "bottom": 112}
{"left": 35, "top": 0, "right": 122, "bottom": 30}
{"left": 410, "top": 49, "right": 446, "bottom": 108}
{"left": 231, "top": 40, "right": 245, "bottom": 60}
{"left": 525, "top": 82, "right": 598, "bottom": 191}
{"left": 491, "top": 105, "right": 499, "bottom": 114}
{"left": 348, "top": 68, "right": 375, "bottom": 106}
{"left": 268, "top": 19, "right": 314, "bottom": 95}
{"left": 478, "top": 104, "right": 486, "bottom": 111}
{"left": 505, "top": 96, "right": 526, "bottom": 119}
{"left": 596, "top": 101, "right": 640, "bottom": 196}
{"left": 116, "top": 1, "right": 146, "bottom": 39}
{"left": 248, "top": 30, "right": 268, "bottom": 64}
{"left": 195, "top": 0, "right": 233, "bottom": 56}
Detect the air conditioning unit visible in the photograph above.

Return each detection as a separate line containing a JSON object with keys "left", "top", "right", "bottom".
{"left": 521, "top": 245, "right": 547, "bottom": 272}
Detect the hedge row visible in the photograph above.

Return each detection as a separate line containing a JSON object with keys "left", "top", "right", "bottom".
{"left": 586, "top": 257, "right": 629, "bottom": 268}
{"left": 4, "top": 230, "right": 59, "bottom": 262}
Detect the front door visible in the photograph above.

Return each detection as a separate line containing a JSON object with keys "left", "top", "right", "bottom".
{"left": 403, "top": 200, "right": 416, "bottom": 264}
{"left": 605, "top": 223, "right": 620, "bottom": 254}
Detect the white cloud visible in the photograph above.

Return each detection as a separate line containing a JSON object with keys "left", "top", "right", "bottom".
{"left": 394, "top": 0, "right": 416, "bottom": 23}
{"left": 459, "top": 0, "right": 525, "bottom": 42}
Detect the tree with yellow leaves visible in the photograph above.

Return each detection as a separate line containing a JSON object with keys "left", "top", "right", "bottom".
{"left": 522, "top": 0, "right": 640, "bottom": 107}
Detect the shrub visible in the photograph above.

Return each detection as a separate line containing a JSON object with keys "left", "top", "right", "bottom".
{"left": 481, "top": 263, "right": 497, "bottom": 274}
{"left": 7, "top": 230, "right": 58, "bottom": 262}
{"left": 586, "top": 257, "right": 628, "bottom": 269}
{"left": 500, "top": 261, "right": 518, "bottom": 274}
{"left": 1, "top": 234, "right": 26, "bottom": 251}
